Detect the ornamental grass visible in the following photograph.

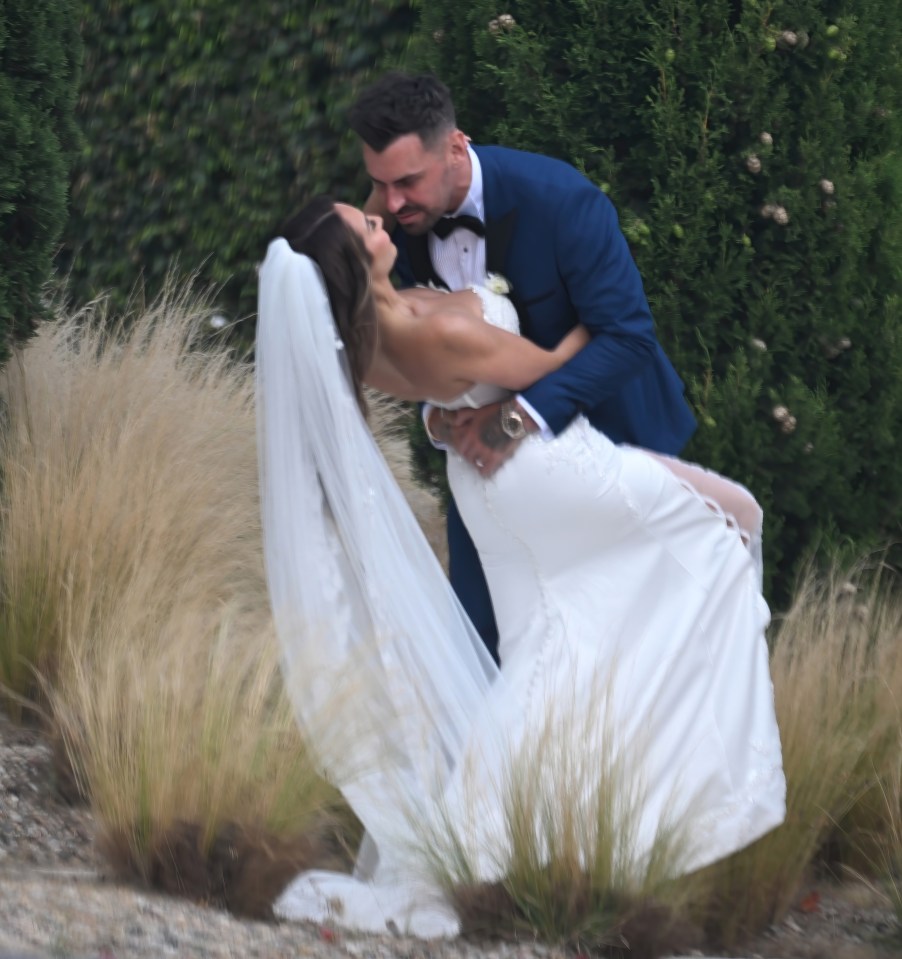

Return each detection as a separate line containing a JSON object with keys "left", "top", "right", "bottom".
{"left": 0, "top": 282, "right": 899, "bottom": 943}
{"left": 686, "top": 560, "right": 902, "bottom": 948}
{"left": 0, "top": 282, "right": 438, "bottom": 915}
{"left": 417, "top": 670, "right": 700, "bottom": 955}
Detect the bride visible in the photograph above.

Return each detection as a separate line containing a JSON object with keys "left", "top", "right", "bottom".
{"left": 256, "top": 196, "right": 786, "bottom": 938}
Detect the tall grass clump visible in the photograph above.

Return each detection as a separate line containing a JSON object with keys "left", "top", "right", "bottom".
{"left": 847, "top": 747, "right": 902, "bottom": 938}
{"left": 828, "top": 568, "right": 902, "bottom": 915}
{"left": 690, "top": 560, "right": 902, "bottom": 947}
{"left": 0, "top": 282, "right": 443, "bottom": 916}
{"left": 0, "top": 283, "right": 267, "bottom": 710}
{"left": 417, "top": 675, "right": 699, "bottom": 955}
{"left": 879, "top": 753, "right": 902, "bottom": 929}
{"left": 50, "top": 611, "right": 349, "bottom": 917}
{"left": 413, "top": 563, "right": 902, "bottom": 951}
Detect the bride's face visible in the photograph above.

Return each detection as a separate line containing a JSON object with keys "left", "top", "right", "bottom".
{"left": 335, "top": 204, "right": 397, "bottom": 278}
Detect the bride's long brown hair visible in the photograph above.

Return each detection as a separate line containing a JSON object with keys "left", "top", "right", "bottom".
{"left": 278, "top": 196, "right": 378, "bottom": 414}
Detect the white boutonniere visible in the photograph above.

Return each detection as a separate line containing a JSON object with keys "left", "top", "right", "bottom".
{"left": 485, "top": 273, "right": 512, "bottom": 296}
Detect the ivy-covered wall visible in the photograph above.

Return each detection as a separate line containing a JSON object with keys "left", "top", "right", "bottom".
{"left": 1, "top": 0, "right": 82, "bottom": 360}
{"left": 60, "top": 0, "right": 413, "bottom": 326}
{"left": 50, "top": 0, "right": 902, "bottom": 599}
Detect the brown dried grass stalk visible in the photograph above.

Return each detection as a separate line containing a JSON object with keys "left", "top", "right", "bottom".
{"left": 688, "top": 560, "right": 902, "bottom": 947}
{"left": 0, "top": 279, "right": 441, "bottom": 914}
{"left": 417, "top": 671, "right": 696, "bottom": 952}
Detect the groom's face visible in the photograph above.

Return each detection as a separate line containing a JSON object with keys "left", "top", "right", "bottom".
{"left": 363, "top": 130, "right": 469, "bottom": 236}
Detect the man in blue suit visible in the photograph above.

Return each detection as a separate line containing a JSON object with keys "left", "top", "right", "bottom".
{"left": 350, "top": 72, "right": 697, "bottom": 662}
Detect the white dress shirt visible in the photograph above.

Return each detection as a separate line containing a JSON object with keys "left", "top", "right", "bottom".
{"left": 424, "top": 147, "right": 551, "bottom": 442}
{"left": 428, "top": 147, "right": 486, "bottom": 292}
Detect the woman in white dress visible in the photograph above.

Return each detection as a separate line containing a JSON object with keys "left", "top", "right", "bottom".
{"left": 255, "top": 196, "right": 786, "bottom": 938}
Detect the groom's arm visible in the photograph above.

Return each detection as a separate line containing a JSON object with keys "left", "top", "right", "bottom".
{"left": 448, "top": 181, "right": 661, "bottom": 476}
{"left": 518, "top": 177, "right": 659, "bottom": 435}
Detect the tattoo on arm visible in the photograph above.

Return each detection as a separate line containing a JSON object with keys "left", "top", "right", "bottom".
{"left": 480, "top": 415, "right": 514, "bottom": 451}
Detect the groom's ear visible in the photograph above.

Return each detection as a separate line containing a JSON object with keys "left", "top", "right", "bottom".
{"left": 447, "top": 129, "right": 470, "bottom": 160}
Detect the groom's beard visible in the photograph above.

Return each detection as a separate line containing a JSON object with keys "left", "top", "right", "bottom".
{"left": 394, "top": 205, "right": 442, "bottom": 236}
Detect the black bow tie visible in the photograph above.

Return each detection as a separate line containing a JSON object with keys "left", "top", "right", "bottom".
{"left": 431, "top": 214, "right": 486, "bottom": 239}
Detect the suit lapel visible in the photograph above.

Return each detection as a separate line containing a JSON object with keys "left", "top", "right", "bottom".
{"left": 484, "top": 210, "right": 516, "bottom": 276}
{"left": 485, "top": 208, "right": 533, "bottom": 340}
{"left": 477, "top": 147, "right": 534, "bottom": 338}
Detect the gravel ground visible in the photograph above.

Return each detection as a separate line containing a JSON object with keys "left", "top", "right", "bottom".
{"left": 2, "top": 711, "right": 900, "bottom": 959}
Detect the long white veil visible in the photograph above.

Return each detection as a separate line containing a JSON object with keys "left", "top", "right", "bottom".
{"left": 255, "top": 239, "right": 507, "bottom": 934}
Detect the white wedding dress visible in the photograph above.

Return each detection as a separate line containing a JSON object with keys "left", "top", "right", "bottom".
{"left": 263, "top": 266, "right": 786, "bottom": 938}
{"left": 437, "top": 288, "right": 785, "bottom": 869}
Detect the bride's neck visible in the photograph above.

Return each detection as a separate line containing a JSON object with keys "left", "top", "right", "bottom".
{"left": 371, "top": 275, "right": 410, "bottom": 329}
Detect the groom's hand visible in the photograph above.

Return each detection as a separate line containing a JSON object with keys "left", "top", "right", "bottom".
{"left": 446, "top": 401, "right": 537, "bottom": 478}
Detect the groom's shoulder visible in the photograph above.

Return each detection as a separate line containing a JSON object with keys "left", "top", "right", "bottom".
{"left": 475, "top": 144, "right": 600, "bottom": 198}
{"left": 475, "top": 143, "right": 579, "bottom": 176}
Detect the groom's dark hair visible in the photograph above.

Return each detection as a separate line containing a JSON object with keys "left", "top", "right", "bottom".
{"left": 349, "top": 72, "right": 456, "bottom": 152}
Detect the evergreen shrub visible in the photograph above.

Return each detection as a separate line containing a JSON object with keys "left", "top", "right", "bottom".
{"left": 406, "top": 0, "right": 902, "bottom": 600}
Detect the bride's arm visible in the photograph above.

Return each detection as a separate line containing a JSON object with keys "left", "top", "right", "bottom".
{"left": 433, "top": 311, "right": 590, "bottom": 391}
{"left": 363, "top": 350, "right": 423, "bottom": 401}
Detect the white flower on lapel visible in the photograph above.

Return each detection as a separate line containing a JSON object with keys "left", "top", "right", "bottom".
{"left": 485, "top": 273, "right": 512, "bottom": 296}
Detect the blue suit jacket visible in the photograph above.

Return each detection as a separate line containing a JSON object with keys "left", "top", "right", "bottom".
{"left": 394, "top": 145, "right": 697, "bottom": 659}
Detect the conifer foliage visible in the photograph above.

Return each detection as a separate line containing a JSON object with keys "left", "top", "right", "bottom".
{"left": 0, "top": 0, "right": 81, "bottom": 359}
{"left": 408, "top": 1, "right": 902, "bottom": 598}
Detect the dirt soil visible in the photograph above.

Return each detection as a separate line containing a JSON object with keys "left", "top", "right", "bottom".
{"left": 2, "top": 711, "right": 900, "bottom": 959}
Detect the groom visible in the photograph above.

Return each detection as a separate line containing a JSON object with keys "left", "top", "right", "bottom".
{"left": 349, "top": 71, "right": 696, "bottom": 661}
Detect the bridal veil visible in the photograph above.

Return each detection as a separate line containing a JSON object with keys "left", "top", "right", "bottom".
{"left": 255, "top": 238, "right": 511, "bottom": 932}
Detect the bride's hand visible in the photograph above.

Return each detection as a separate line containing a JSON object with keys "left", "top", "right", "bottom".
{"left": 557, "top": 324, "right": 590, "bottom": 362}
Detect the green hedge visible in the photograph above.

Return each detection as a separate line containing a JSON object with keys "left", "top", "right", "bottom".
{"left": 59, "top": 0, "right": 413, "bottom": 328}
{"left": 0, "top": 0, "right": 81, "bottom": 359}
{"left": 406, "top": 0, "right": 902, "bottom": 601}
